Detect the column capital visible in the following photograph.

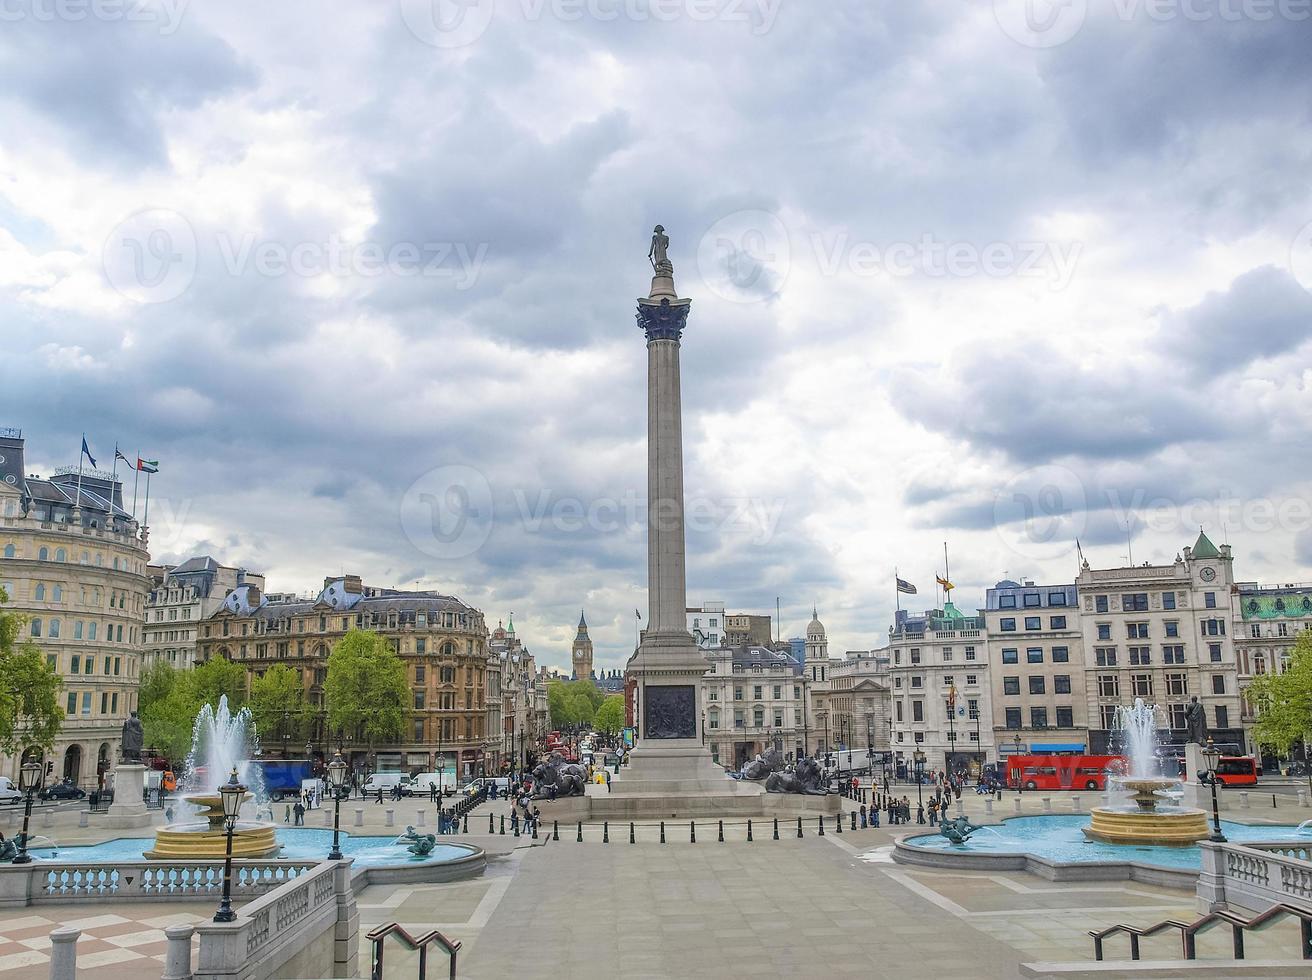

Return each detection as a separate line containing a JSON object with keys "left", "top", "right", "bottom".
{"left": 636, "top": 297, "right": 691, "bottom": 343}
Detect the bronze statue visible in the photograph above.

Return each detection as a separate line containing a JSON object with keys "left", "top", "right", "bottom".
{"left": 648, "top": 224, "right": 672, "bottom": 274}
{"left": 531, "top": 752, "right": 587, "bottom": 798}
{"left": 733, "top": 747, "right": 784, "bottom": 781}
{"left": 396, "top": 826, "right": 437, "bottom": 857}
{"left": 938, "top": 814, "right": 982, "bottom": 845}
{"left": 120, "top": 711, "right": 144, "bottom": 763}
{"left": 1184, "top": 696, "right": 1208, "bottom": 745}
{"left": 765, "top": 757, "right": 829, "bottom": 795}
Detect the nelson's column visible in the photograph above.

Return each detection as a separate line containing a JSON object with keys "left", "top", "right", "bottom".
{"left": 616, "top": 226, "right": 761, "bottom": 801}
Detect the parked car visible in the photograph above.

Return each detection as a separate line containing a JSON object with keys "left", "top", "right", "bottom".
{"left": 38, "top": 780, "right": 85, "bottom": 802}
{"left": 0, "top": 777, "right": 21, "bottom": 805}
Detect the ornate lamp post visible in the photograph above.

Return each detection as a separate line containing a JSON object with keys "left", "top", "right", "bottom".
{"left": 213, "top": 768, "right": 246, "bottom": 923}
{"left": 1201, "top": 737, "right": 1227, "bottom": 843}
{"left": 12, "top": 758, "right": 44, "bottom": 865}
{"left": 913, "top": 748, "right": 926, "bottom": 812}
{"left": 326, "top": 751, "right": 348, "bottom": 861}
{"left": 1012, "top": 734, "right": 1023, "bottom": 796}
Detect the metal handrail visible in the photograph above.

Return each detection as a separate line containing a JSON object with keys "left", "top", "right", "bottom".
{"left": 366, "top": 922, "right": 462, "bottom": 980}
{"left": 1090, "top": 902, "right": 1312, "bottom": 962}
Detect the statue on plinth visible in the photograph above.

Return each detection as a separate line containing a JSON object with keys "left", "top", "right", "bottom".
{"left": 531, "top": 752, "right": 588, "bottom": 798}
{"left": 648, "top": 224, "right": 673, "bottom": 275}
{"left": 1184, "top": 696, "right": 1208, "bottom": 745}
{"left": 121, "top": 711, "right": 145, "bottom": 763}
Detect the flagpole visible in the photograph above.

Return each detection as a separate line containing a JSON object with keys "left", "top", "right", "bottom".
{"left": 131, "top": 450, "right": 141, "bottom": 520}
{"left": 142, "top": 470, "right": 152, "bottom": 528}
{"left": 109, "top": 445, "right": 119, "bottom": 517}
{"left": 895, "top": 567, "right": 900, "bottom": 614}
{"left": 75, "top": 432, "right": 85, "bottom": 513}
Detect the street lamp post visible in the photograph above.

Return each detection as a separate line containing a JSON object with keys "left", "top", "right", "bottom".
{"left": 1201, "top": 737, "right": 1227, "bottom": 843}
{"left": 326, "top": 751, "right": 348, "bottom": 861}
{"left": 12, "top": 758, "right": 44, "bottom": 865}
{"left": 913, "top": 748, "right": 926, "bottom": 812}
{"left": 213, "top": 768, "right": 246, "bottom": 923}
{"left": 1012, "top": 734, "right": 1022, "bottom": 795}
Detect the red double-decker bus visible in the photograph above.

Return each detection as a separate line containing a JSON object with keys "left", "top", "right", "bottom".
{"left": 1007, "top": 754, "right": 1124, "bottom": 791}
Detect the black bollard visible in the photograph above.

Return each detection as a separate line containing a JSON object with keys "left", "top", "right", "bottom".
{"left": 489, "top": 813, "right": 494, "bottom": 834}
{"left": 818, "top": 815, "right": 825, "bottom": 836}
{"left": 499, "top": 814, "right": 505, "bottom": 836}
{"left": 747, "top": 819, "right": 753, "bottom": 842}
{"left": 835, "top": 811, "right": 842, "bottom": 834}
{"left": 630, "top": 821, "right": 635, "bottom": 844}
{"left": 513, "top": 820, "right": 520, "bottom": 838}
{"left": 553, "top": 820, "right": 559, "bottom": 841}
{"left": 851, "top": 811, "right": 857, "bottom": 831}
{"left": 773, "top": 817, "right": 780, "bottom": 840}
{"left": 660, "top": 820, "right": 666, "bottom": 844}
{"left": 603, "top": 821, "right": 609, "bottom": 843}
{"left": 531, "top": 819, "right": 538, "bottom": 839}
{"left": 1273, "top": 794, "right": 1278, "bottom": 809}
{"left": 718, "top": 819, "right": 724, "bottom": 843}
{"left": 577, "top": 821, "right": 583, "bottom": 842}
{"left": 463, "top": 815, "right": 469, "bottom": 834}
{"left": 690, "top": 821, "right": 696, "bottom": 844}
{"left": 797, "top": 816, "right": 803, "bottom": 838}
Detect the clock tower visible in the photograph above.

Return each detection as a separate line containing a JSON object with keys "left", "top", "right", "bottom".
{"left": 572, "top": 610, "right": 594, "bottom": 681}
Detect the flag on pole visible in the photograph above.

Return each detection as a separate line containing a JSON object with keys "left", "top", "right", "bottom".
{"left": 136, "top": 458, "right": 159, "bottom": 473}
{"left": 895, "top": 577, "right": 917, "bottom": 595}
{"left": 81, "top": 437, "right": 97, "bottom": 467}
{"left": 115, "top": 447, "right": 132, "bottom": 466}
{"left": 634, "top": 609, "right": 641, "bottom": 620}
{"left": 935, "top": 574, "right": 955, "bottom": 592}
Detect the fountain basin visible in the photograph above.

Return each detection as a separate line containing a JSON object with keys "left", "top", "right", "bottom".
{"left": 145, "top": 792, "right": 281, "bottom": 860}
{"left": 1082, "top": 805, "right": 1209, "bottom": 847}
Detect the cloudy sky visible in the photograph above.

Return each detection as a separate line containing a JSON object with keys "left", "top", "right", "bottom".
{"left": 3, "top": 0, "right": 1311, "bottom": 672}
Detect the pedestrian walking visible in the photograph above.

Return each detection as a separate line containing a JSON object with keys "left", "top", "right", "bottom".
{"left": 293, "top": 801, "right": 305, "bottom": 825}
{"left": 284, "top": 804, "right": 291, "bottom": 823}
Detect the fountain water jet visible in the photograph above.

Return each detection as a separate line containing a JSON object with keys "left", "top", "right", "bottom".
{"left": 1083, "top": 699, "right": 1208, "bottom": 847}
{"left": 145, "top": 696, "right": 280, "bottom": 859}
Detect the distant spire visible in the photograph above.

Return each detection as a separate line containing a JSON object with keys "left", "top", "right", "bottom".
{"left": 578, "top": 608, "right": 587, "bottom": 629}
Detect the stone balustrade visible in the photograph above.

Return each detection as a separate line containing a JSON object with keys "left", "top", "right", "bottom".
{"left": 1197, "top": 839, "right": 1312, "bottom": 915}
{"left": 0, "top": 858, "right": 316, "bottom": 907}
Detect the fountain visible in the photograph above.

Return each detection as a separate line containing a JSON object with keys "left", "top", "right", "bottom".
{"left": 1082, "top": 699, "right": 1209, "bottom": 847}
{"left": 145, "top": 696, "right": 281, "bottom": 859}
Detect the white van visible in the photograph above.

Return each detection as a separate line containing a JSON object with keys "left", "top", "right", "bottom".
{"left": 461, "top": 775, "right": 509, "bottom": 797}
{"left": 361, "top": 771, "right": 408, "bottom": 794}
{"left": 403, "top": 771, "right": 458, "bottom": 797}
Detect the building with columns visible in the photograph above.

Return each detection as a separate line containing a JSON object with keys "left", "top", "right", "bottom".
{"left": 1075, "top": 532, "right": 1244, "bottom": 755}
{"left": 0, "top": 427, "right": 150, "bottom": 790}
{"left": 829, "top": 650, "right": 892, "bottom": 758}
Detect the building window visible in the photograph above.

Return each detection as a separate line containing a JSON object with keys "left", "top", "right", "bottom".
{"left": 81, "top": 692, "right": 92, "bottom": 715}
{"left": 967, "top": 698, "right": 979, "bottom": 720}
{"left": 910, "top": 676, "right": 922, "bottom": 688}
{"left": 708, "top": 710, "right": 719, "bottom": 729}
{"left": 1211, "top": 675, "right": 1225, "bottom": 694}
{"left": 1215, "top": 705, "right": 1229, "bottom": 729}
{"left": 910, "top": 649, "right": 922, "bottom": 665}
{"left": 1030, "top": 707, "right": 1048, "bottom": 728}
{"left": 1098, "top": 674, "right": 1119, "bottom": 698}
{"left": 1095, "top": 648, "right": 1117, "bottom": 666}
{"left": 1132, "top": 674, "right": 1153, "bottom": 698}
{"left": 1202, "top": 619, "right": 1226, "bottom": 636}
{"left": 964, "top": 646, "right": 977, "bottom": 661}
{"left": 1123, "top": 593, "right": 1148, "bottom": 611}
{"left": 1209, "top": 643, "right": 1223, "bottom": 663}
{"left": 1001, "top": 648, "right": 1018, "bottom": 664}
{"left": 942, "top": 647, "right": 953, "bottom": 662}
{"left": 1000, "top": 595, "right": 1016, "bottom": 609}
{"left": 66, "top": 692, "right": 76, "bottom": 714}
{"left": 1052, "top": 646, "right": 1069, "bottom": 663}
{"left": 1095, "top": 595, "right": 1108, "bottom": 613}
{"left": 1005, "top": 707, "right": 1021, "bottom": 729}
{"left": 1127, "top": 623, "right": 1149, "bottom": 639}
{"left": 1000, "top": 618, "right": 1016, "bottom": 632}
{"left": 1169, "top": 703, "right": 1187, "bottom": 730}
{"left": 413, "top": 690, "right": 425, "bottom": 709}
{"left": 1003, "top": 677, "right": 1020, "bottom": 695}
{"left": 1028, "top": 676, "right": 1046, "bottom": 695}
{"left": 1056, "top": 706, "right": 1074, "bottom": 728}
{"left": 1024, "top": 617, "right": 1041, "bottom": 630}
{"left": 1050, "top": 616, "right": 1067, "bottom": 629}
{"left": 1163, "top": 645, "right": 1185, "bottom": 665}
{"left": 1204, "top": 591, "right": 1216, "bottom": 609}
{"left": 1162, "top": 592, "right": 1176, "bottom": 610}
{"left": 1054, "top": 675, "right": 1071, "bottom": 695}
{"left": 1129, "top": 647, "right": 1151, "bottom": 666}
{"left": 965, "top": 673, "right": 977, "bottom": 686}
{"left": 895, "top": 701, "right": 903, "bottom": 722}
{"left": 1165, "top": 621, "right": 1179, "bottom": 638}
{"left": 1048, "top": 591, "right": 1067, "bottom": 606}
{"left": 1023, "top": 593, "right": 1041, "bottom": 608}
{"left": 753, "top": 708, "right": 764, "bottom": 727}
{"left": 30, "top": 619, "right": 41, "bottom": 637}
{"left": 912, "top": 701, "right": 924, "bottom": 722}
{"left": 1097, "top": 624, "right": 1111, "bottom": 641}
{"left": 1166, "top": 673, "right": 1187, "bottom": 696}
{"left": 1100, "top": 704, "right": 1118, "bottom": 729}
{"left": 1026, "top": 648, "right": 1043, "bottom": 664}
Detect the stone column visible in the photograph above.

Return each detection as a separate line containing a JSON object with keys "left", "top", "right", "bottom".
{"left": 161, "top": 924, "right": 195, "bottom": 980}
{"left": 48, "top": 927, "right": 80, "bottom": 980}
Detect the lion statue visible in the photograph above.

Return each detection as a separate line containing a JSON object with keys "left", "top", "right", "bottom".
{"left": 531, "top": 752, "right": 588, "bottom": 798}
{"left": 765, "top": 756, "right": 830, "bottom": 795}
{"left": 733, "top": 747, "right": 785, "bottom": 781}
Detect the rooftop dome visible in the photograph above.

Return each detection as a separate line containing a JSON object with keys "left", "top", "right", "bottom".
{"left": 222, "top": 584, "right": 266, "bottom": 616}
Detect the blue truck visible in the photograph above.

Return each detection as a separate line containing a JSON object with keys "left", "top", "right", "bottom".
{"left": 248, "top": 759, "right": 315, "bottom": 801}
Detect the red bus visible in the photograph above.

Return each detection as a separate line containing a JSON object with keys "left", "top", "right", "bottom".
{"left": 1181, "top": 755, "right": 1260, "bottom": 786}
{"left": 1007, "top": 754, "right": 1124, "bottom": 791}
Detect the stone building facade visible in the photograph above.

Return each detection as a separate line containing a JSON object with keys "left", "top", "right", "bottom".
{"left": 1232, "top": 581, "right": 1312, "bottom": 768}
{"left": 145, "top": 556, "right": 263, "bottom": 671}
{"left": 828, "top": 650, "right": 892, "bottom": 757}
{"left": 195, "top": 574, "right": 498, "bottom": 779}
{"left": 0, "top": 427, "right": 150, "bottom": 789}
{"left": 702, "top": 644, "right": 805, "bottom": 769}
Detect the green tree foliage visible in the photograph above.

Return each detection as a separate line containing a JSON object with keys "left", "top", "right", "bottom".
{"left": 138, "top": 657, "right": 252, "bottom": 763}
{"left": 594, "top": 695, "right": 625, "bottom": 735}
{"left": 325, "top": 630, "right": 407, "bottom": 747}
{"left": 0, "top": 586, "right": 62, "bottom": 755}
{"left": 248, "top": 664, "right": 309, "bottom": 746}
{"left": 1247, "top": 631, "right": 1312, "bottom": 756}
{"left": 191, "top": 656, "right": 248, "bottom": 708}
{"left": 547, "top": 678, "right": 606, "bottom": 728}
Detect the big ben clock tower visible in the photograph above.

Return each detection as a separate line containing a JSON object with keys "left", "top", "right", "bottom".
{"left": 572, "top": 610, "right": 594, "bottom": 681}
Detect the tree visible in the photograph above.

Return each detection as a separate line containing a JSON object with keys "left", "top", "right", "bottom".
{"left": 567, "top": 692, "right": 595, "bottom": 728}
{"left": 1247, "top": 630, "right": 1312, "bottom": 759}
{"left": 325, "top": 630, "right": 407, "bottom": 748}
{"left": 191, "top": 656, "right": 248, "bottom": 709}
{"left": 548, "top": 678, "right": 604, "bottom": 729}
{"left": 594, "top": 695, "right": 625, "bottom": 736}
{"left": 248, "top": 664, "right": 309, "bottom": 747}
{"left": 0, "top": 586, "right": 62, "bottom": 755}
{"left": 139, "top": 661, "right": 200, "bottom": 763}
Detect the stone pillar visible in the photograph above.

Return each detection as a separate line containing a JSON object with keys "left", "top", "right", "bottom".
{"left": 105, "top": 763, "right": 152, "bottom": 829}
{"left": 78, "top": 811, "right": 88, "bottom": 828}
{"left": 1041, "top": 797, "right": 1052, "bottom": 812}
{"left": 1196, "top": 841, "right": 1227, "bottom": 914}
{"left": 955, "top": 799, "right": 964, "bottom": 817}
{"left": 1180, "top": 742, "right": 1207, "bottom": 811}
{"left": 1298, "top": 790, "right": 1307, "bottom": 808}
{"left": 333, "top": 860, "right": 360, "bottom": 976}
{"left": 161, "top": 924, "right": 195, "bottom": 980}
{"left": 984, "top": 798, "right": 993, "bottom": 816}
{"left": 322, "top": 809, "right": 332, "bottom": 827}
{"left": 353, "top": 808, "right": 363, "bottom": 827}
{"left": 48, "top": 927, "right": 80, "bottom": 980}
{"left": 41, "top": 808, "right": 53, "bottom": 829}
{"left": 1071, "top": 795, "right": 1081, "bottom": 812}
{"left": 416, "top": 808, "right": 426, "bottom": 827}
{"left": 1013, "top": 796, "right": 1022, "bottom": 814}
{"left": 384, "top": 808, "right": 394, "bottom": 828}
{"left": 1239, "top": 791, "right": 1249, "bottom": 809}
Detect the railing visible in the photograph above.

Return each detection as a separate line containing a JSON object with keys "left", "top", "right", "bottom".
{"left": 1089, "top": 903, "right": 1312, "bottom": 961}
{"left": 1199, "top": 839, "right": 1312, "bottom": 912}
{"left": 22, "top": 859, "right": 315, "bottom": 902}
{"left": 367, "top": 922, "right": 462, "bottom": 980}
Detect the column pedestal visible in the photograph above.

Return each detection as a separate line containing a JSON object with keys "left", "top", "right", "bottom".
{"left": 104, "top": 764, "right": 153, "bottom": 829}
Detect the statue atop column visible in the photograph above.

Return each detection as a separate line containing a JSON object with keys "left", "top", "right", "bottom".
{"left": 648, "top": 224, "right": 673, "bottom": 275}
{"left": 121, "top": 710, "right": 145, "bottom": 762}
{"left": 1184, "top": 696, "right": 1208, "bottom": 745}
